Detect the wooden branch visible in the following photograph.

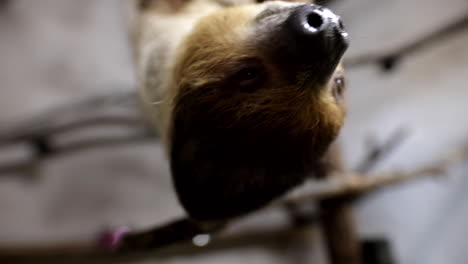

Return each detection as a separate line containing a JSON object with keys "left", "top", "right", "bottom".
{"left": 355, "top": 128, "right": 409, "bottom": 173}
{"left": 319, "top": 198, "right": 360, "bottom": 264}
{"left": 285, "top": 166, "right": 443, "bottom": 203}
{"left": 55, "top": 133, "right": 155, "bottom": 154}
{"left": 0, "top": 90, "right": 157, "bottom": 175}
{"left": 0, "top": 132, "right": 156, "bottom": 176}
{"left": 286, "top": 128, "right": 408, "bottom": 263}
{"left": 316, "top": 144, "right": 361, "bottom": 264}
{"left": 0, "top": 161, "right": 39, "bottom": 176}
{"left": 0, "top": 90, "right": 145, "bottom": 146}
{"left": 0, "top": 224, "right": 316, "bottom": 264}
{"left": 344, "top": 12, "right": 468, "bottom": 70}
{"left": 119, "top": 218, "right": 226, "bottom": 251}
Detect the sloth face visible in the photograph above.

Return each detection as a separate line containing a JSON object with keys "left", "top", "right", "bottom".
{"left": 161, "top": 1, "right": 349, "bottom": 220}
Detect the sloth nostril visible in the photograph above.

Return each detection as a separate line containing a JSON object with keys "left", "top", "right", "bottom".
{"left": 306, "top": 12, "right": 324, "bottom": 30}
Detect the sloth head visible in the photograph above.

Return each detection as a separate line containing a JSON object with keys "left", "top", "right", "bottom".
{"left": 144, "top": 1, "right": 349, "bottom": 220}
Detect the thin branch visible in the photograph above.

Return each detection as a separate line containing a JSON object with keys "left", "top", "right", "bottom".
{"left": 355, "top": 128, "right": 409, "bottom": 173}
{"left": 285, "top": 140, "right": 468, "bottom": 202}
{"left": 0, "top": 132, "right": 156, "bottom": 176}
{"left": 0, "top": 161, "right": 39, "bottom": 176}
{"left": 0, "top": 90, "right": 144, "bottom": 146}
{"left": 344, "top": 12, "right": 468, "bottom": 69}
{"left": 0, "top": 90, "right": 156, "bottom": 176}
{"left": 55, "top": 133, "right": 155, "bottom": 155}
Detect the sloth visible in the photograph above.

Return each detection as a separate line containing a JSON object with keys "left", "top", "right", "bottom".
{"left": 135, "top": 0, "right": 349, "bottom": 222}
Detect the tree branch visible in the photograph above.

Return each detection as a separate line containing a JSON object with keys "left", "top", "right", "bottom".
{"left": 0, "top": 90, "right": 144, "bottom": 146}
{"left": 0, "top": 90, "right": 156, "bottom": 176}
{"left": 355, "top": 128, "right": 409, "bottom": 173}
{"left": 344, "top": 12, "right": 468, "bottom": 70}
{"left": 0, "top": 225, "right": 315, "bottom": 264}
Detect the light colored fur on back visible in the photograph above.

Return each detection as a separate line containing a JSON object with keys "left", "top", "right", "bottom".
{"left": 135, "top": 0, "right": 224, "bottom": 146}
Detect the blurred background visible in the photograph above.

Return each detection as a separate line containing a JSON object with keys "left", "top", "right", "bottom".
{"left": 0, "top": 0, "right": 468, "bottom": 263}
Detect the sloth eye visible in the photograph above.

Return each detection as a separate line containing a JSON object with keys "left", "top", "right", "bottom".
{"left": 232, "top": 64, "right": 266, "bottom": 92}
{"left": 332, "top": 76, "right": 346, "bottom": 98}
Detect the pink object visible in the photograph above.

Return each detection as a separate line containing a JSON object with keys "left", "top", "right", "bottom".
{"left": 97, "top": 226, "right": 131, "bottom": 251}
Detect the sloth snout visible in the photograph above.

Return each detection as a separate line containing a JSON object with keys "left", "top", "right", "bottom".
{"left": 286, "top": 4, "right": 348, "bottom": 57}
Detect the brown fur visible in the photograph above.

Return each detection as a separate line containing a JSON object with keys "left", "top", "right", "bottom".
{"left": 170, "top": 4, "right": 344, "bottom": 147}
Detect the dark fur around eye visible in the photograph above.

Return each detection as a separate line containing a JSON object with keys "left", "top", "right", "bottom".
{"left": 230, "top": 63, "right": 267, "bottom": 92}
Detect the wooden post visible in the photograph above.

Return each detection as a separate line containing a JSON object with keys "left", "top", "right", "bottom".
{"left": 319, "top": 197, "right": 361, "bottom": 264}
{"left": 317, "top": 143, "right": 361, "bottom": 264}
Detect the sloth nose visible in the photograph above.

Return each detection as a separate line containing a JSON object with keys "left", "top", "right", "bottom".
{"left": 286, "top": 4, "right": 348, "bottom": 53}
